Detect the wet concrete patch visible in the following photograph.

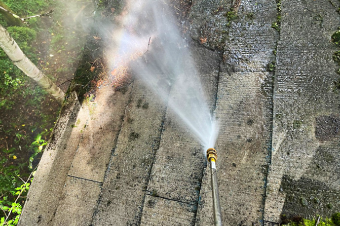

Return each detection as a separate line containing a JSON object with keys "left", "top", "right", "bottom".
{"left": 315, "top": 115, "right": 340, "bottom": 141}
{"left": 280, "top": 175, "right": 340, "bottom": 219}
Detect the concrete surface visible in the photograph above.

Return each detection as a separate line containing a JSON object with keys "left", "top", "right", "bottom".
{"left": 19, "top": 0, "right": 340, "bottom": 225}
{"left": 264, "top": 0, "right": 340, "bottom": 222}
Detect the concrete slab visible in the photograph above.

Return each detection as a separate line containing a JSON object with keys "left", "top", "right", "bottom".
{"left": 264, "top": 0, "right": 340, "bottom": 222}
{"left": 68, "top": 85, "right": 132, "bottom": 182}
{"left": 52, "top": 176, "right": 101, "bottom": 226}
{"left": 140, "top": 195, "right": 196, "bottom": 226}
{"left": 92, "top": 79, "right": 169, "bottom": 225}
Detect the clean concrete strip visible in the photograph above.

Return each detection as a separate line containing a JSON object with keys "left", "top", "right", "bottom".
{"left": 264, "top": 0, "right": 340, "bottom": 222}
{"left": 67, "top": 85, "right": 132, "bottom": 182}
{"left": 51, "top": 176, "right": 101, "bottom": 226}
{"left": 195, "top": 0, "right": 277, "bottom": 224}
{"left": 19, "top": 92, "right": 81, "bottom": 225}
{"left": 92, "top": 79, "right": 169, "bottom": 225}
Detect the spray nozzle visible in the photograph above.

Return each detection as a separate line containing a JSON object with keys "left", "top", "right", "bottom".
{"left": 206, "top": 148, "right": 217, "bottom": 162}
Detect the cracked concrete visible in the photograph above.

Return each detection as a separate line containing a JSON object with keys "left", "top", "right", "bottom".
{"left": 19, "top": 0, "right": 340, "bottom": 225}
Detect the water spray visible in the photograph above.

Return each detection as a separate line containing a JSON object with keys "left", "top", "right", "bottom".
{"left": 206, "top": 148, "right": 222, "bottom": 226}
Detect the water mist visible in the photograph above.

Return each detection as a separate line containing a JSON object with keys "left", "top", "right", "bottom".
{"left": 106, "top": 0, "right": 219, "bottom": 153}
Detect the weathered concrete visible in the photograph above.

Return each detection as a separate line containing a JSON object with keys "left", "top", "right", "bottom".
{"left": 51, "top": 84, "right": 131, "bottom": 225}
{"left": 68, "top": 84, "right": 131, "bottom": 183}
{"left": 194, "top": 0, "right": 277, "bottom": 225}
{"left": 264, "top": 0, "right": 340, "bottom": 222}
{"left": 92, "top": 79, "right": 169, "bottom": 225}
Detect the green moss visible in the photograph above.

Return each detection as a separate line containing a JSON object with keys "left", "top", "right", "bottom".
{"left": 246, "top": 12, "right": 254, "bottom": 20}
{"left": 272, "top": 22, "right": 280, "bottom": 31}
{"left": 300, "top": 197, "right": 308, "bottom": 206}
{"left": 267, "top": 62, "right": 276, "bottom": 72}
{"left": 276, "top": 113, "right": 282, "bottom": 120}
{"left": 333, "top": 51, "right": 340, "bottom": 64}
{"left": 272, "top": 0, "right": 281, "bottom": 32}
{"left": 226, "top": 10, "right": 238, "bottom": 21}
{"left": 332, "top": 31, "right": 340, "bottom": 46}
{"left": 293, "top": 120, "right": 302, "bottom": 129}
{"left": 225, "top": 10, "right": 238, "bottom": 27}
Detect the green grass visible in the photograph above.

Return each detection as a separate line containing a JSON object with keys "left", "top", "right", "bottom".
{"left": 1, "top": 0, "right": 51, "bottom": 17}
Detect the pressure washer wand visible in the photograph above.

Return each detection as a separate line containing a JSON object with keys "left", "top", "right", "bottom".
{"left": 207, "top": 148, "right": 223, "bottom": 226}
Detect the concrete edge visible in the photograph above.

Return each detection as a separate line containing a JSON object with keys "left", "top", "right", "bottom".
{"left": 19, "top": 91, "right": 81, "bottom": 225}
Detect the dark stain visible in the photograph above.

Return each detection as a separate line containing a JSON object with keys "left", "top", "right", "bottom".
{"left": 151, "top": 189, "right": 158, "bottom": 197}
{"left": 147, "top": 199, "right": 156, "bottom": 208}
{"left": 116, "top": 86, "right": 128, "bottom": 94}
{"left": 127, "top": 117, "right": 134, "bottom": 124}
{"left": 247, "top": 119, "right": 254, "bottom": 126}
{"left": 315, "top": 115, "right": 340, "bottom": 141}
{"left": 307, "top": 146, "right": 338, "bottom": 179}
{"left": 280, "top": 175, "right": 340, "bottom": 219}
{"left": 280, "top": 215, "right": 305, "bottom": 225}
{"left": 129, "top": 132, "right": 140, "bottom": 141}
{"left": 136, "top": 98, "right": 143, "bottom": 108}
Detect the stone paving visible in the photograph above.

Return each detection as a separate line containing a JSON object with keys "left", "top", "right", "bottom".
{"left": 19, "top": 0, "right": 340, "bottom": 225}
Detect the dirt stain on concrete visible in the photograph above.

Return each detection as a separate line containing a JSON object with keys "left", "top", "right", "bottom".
{"left": 315, "top": 115, "right": 340, "bottom": 141}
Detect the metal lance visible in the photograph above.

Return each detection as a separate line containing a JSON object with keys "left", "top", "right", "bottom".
{"left": 207, "top": 148, "right": 222, "bottom": 226}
